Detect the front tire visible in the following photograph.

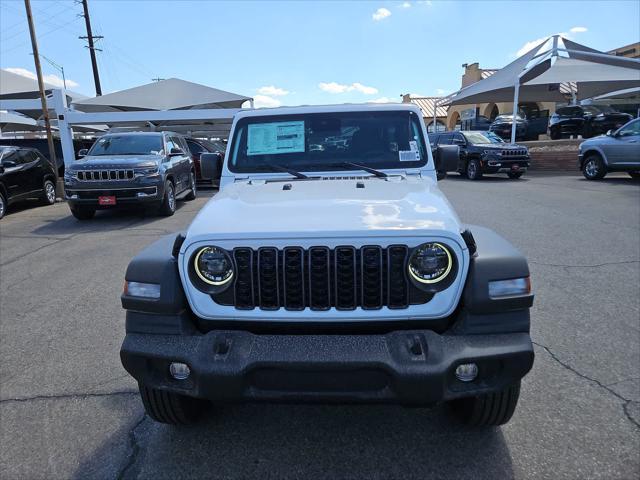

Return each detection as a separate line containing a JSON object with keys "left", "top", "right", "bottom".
{"left": 449, "top": 382, "right": 521, "bottom": 427}
{"left": 185, "top": 171, "right": 197, "bottom": 201}
{"left": 466, "top": 159, "right": 483, "bottom": 180}
{"left": 582, "top": 154, "right": 606, "bottom": 180}
{"left": 42, "top": 179, "right": 56, "bottom": 205}
{"left": 0, "top": 192, "right": 6, "bottom": 220}
{"left": 549, "top": 128, "right": 561, "bottom": 140}
{"left": 508, "top": 172, "right": 524, "bottom": 179}
{"left": 139, "top": 384, "right": 207, "bottom": 425}
{"left": 159, "top": 180, "right": 176, "bottom": 216}
{"left": 70, "top": 206, "right": 95, "bottom": 220}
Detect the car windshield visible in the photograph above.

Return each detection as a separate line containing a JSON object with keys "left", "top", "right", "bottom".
{"left": 495, "top": 114, "right": 525, "bottom": 121}
{"left": 88, "top": 135, "right": 164, "bottom": 156}
{"left": 583, "top": 105, "right": 616, "bottom": 115}
{"left": 228, "top": 110, "right": 428, "bottom": 173}
{"left": 463, "top": 131, "right": 504, "bottom": 144}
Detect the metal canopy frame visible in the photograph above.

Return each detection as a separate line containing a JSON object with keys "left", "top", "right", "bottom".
{"left": 1, "top": 88, "right": 244, "bottom": 167}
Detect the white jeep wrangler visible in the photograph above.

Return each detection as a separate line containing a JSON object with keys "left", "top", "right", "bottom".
{"left": 121, "top": 104, "right": 534, "bottom": 426}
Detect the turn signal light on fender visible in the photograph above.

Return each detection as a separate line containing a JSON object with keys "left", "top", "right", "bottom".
{"left": 488, "top": 277, "right": 531, "bottom": 299}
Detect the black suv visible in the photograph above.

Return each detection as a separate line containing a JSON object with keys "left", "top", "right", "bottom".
{"left": 431, "top": 131, "right": 530, "bottom": 180}
{"left": 64, "top": 132, "right": 196, "bottom": 220}
{"left": 0, "top": 146, "right": 57, "bottom": 220}
{"left": 548, "top": 105, "right": 632, "bottom": 140}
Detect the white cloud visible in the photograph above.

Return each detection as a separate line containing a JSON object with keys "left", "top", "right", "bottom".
{"left": 5, "top": 67, "right": 79, "bottom": 89}
{"left": 401, "top": 2, "right": 411, "bottom": 8}
{"left": 570, "top": 26, "right": 587, "bottom": 33}
{"left": 318, "top": 81, "right": 379, "bottom": 95}
{"left": 515, "top": 27, "right": 588, "bottom": 57}
{"left": 257, "top": 85, "right": 289, "bottom": 96}
{"left": 252, "top": 94, "right": 282, "bottom": 109}
{"left": 372, "top": 7, "right": 391, "bottom": 21}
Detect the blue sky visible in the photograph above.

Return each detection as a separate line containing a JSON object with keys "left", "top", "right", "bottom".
{"left": 1, "top": 0, "right": 639, "bottom": 107}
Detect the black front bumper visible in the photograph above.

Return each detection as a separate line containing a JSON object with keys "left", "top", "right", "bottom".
{"left": 121, "top": 329, "right": 533, "bottom": 405}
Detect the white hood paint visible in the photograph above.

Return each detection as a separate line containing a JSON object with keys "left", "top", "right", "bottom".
{"left": 186, "top": 176, "right": 463, "bottom": 242}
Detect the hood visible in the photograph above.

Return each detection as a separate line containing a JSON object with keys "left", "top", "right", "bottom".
{"left": 479, "top": 143, "right": 527, "bottom": 150}
{"left": 69, "top": 154, "right": 162, "bottom": 169}
{"left": 186, "top": 176, "right": 462, "bottom": 241}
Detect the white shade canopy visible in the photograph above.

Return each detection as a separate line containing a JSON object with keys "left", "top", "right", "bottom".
{"left": 443, "top": 36, "right": 640, "bottom": 106}
{"left": 72, "top": 78, "right": 252, "bottom": 113}
{"left": 0, "top": 111, "right": 41, "bottom": 132}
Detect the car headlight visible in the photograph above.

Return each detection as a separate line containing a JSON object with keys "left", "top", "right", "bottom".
{"left": 136, "top": 166, "right": 159, "bottom": 176}
{"left": 193, "top": 246, "right": 234, "bottom": 286}
{"left": 484, "top": 150, "right": 501, "bottom": 156}
{"left": 408, "top": 242, "right": 453, "bottom": 285}
{"left": 64, "top": 170, "right": 77, "bottom": 181}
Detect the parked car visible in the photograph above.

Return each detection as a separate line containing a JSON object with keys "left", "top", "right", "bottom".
{"left": 0, "top": 146, "right": 57, "bottom": 220}
{"left": 578, "top": 118, "right": 640, "bottom": 180}
{"left": 489, "top": 113, "right": 528, "bottom": 141}
{"left": 549, "top": 105, "right": 632, "bottom": 140}
{"left": 120, "top": 104, "right": 535, "bottom": 428}
{"left": 431, "top": 130, "right": 530, "bottom": 180}
{"left": 63, "top": 131, "right": 196, "bottom": 220}
{"left": 185, "top": 137, "right": 226, "bottom": 186}
{"left": 461, "top": 115, "right": 492, "bottom": 131}
{"left": 490, "top": 111, "right": 548, "bottom": 141}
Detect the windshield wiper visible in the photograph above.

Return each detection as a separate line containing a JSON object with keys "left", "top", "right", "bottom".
{"left": 338, "top": 162, "right": 387, "bottom": 178}
{"left": 262, "top": 164, "right": 309, "bottom": 179}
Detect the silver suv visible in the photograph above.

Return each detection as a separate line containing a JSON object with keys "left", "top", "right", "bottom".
{"left": 578, "top": 118, "right": 640, "bottom": 180}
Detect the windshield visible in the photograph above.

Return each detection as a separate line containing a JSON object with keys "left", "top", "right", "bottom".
{"left": 88, "top": 135, "right": 164, "bottom": 156}
{"left": 583, "top": 105, "right": 616, "bottom": 115}
{"left": 228, "top": 110, "right": 428, "bottom": 173}
{"left": 463, "top": 131, "right": 504, "bottom": 144}
{"left": 495, "top": 113, "right": 525, "bottom": 122}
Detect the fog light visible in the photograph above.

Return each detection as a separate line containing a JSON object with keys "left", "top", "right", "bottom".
{"left": 169, "top": 362, "right": 190, "bottom": 380}
{"left": 455, "top": 363, "right": 478, "bottom": 382}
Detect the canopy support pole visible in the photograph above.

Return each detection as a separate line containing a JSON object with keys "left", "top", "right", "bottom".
{"left": 433, "top": 99, "right": 437, "bottom": 133}
{"left": 52, "top": 89, "right": 76, "bottom": 169}
{"left": 511, "top": 81, "right": 520, "bottom": 144}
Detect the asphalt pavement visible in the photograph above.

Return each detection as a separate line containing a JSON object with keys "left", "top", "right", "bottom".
{"left": 1, "top": 173, "right": 638, "bottom": 480}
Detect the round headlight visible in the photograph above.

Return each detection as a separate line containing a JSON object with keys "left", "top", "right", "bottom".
{"left": 408, "top": 243, "right": 452, "bottom": 284}
{"left": 194, "top": 246, "right": 234, "bottom": 286}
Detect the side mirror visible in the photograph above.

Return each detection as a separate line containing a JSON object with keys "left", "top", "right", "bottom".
{"left": 1, "top": 159, "right": 17, "bottom": 168}
{"left": 606, "top": 130, "right": 613, "bottom": 137}
{"left": 436, "top": 145, "right": 460, "bottom": 172}
{"left": 77, "top": 149, "right": 88, "bottom": 157}
{"left": 169, "top": 147, "right": 184, "bottom": 156}
{"left": 200, "top": 152, "right": 223, "bottom": 181}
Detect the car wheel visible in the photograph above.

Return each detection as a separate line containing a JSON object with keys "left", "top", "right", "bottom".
{"left": 139, "top": 384, "right": 207, "bottom": 425}
{"left": 582, "top": 154, "right": 606, "bottom": 180}
{"left": 0, "top": 192, "right": 6, "bottom": 220}
{"left": 508, "top": 172, "right": 524, "bottom": 179}
{"left": 185, "top": 171, "right": 197, "bottom": 201}
{"left": 628, "top": 171, "right": 640, "bottom": 179}
{"left": 449, "top": 382, "right": 521, "bottom": 427}
{"left": 436, "top": 170, "right": 446, "bottom": 181}
{"left": 70, "top": 206, "right": 95, "bottom": 220}
{"left": 42, "top": 179, "right": 56, "bottom": 205}
{"left": 549, "top": 128, "right": 561, "bottom": 140}
{"left": 159, "top": 180, "right": 176, "bottom": 216}
{"left": 466, "top": 159, "right": 482, "bottom": 180}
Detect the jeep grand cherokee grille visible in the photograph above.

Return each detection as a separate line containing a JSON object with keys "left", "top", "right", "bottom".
{"left": 501, "top": 149, "right": 528, "bottom": 158}
{"left": 213, "top": 246, "right": 433, "bottom": 311}
{"left": 76, "top": 169, "right": 135, "bottom": 181}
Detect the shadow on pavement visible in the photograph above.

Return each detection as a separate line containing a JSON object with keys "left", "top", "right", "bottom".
{"left": 442, "top": 173, "right": 528, "bottom": 184}
{"left": 76, "top": 402, "right": 514, "bottom": 479}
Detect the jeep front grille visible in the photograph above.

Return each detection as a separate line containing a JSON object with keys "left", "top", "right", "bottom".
{"left": 502, "top": 149, "right": 528, "bottom": 158}
{"left": 220, "top": 246, "right": 417, "bottom": 311}
{"left": 76, "top": 169, "right": 134, "bottom": 181}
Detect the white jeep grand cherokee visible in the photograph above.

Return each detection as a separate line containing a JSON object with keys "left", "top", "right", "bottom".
{"left": 120, "top": 104, "right": 534, "bottom": 427}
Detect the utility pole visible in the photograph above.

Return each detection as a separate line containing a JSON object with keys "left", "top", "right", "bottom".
{"left": 79, "top": 0, "right": 102, "bottom": 95}
{"left": 24, "top": 0, "right": 59, "bottom": 191}
{"left": 31, "top": 53, "right": 67, "bottom": 90}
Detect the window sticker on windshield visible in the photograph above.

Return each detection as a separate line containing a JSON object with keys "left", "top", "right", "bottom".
{"left": 247, "top": 121, "right": 305, "bottom": 156}
{"left": 399, "top": 141, "right": 420, "bottom": 162}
